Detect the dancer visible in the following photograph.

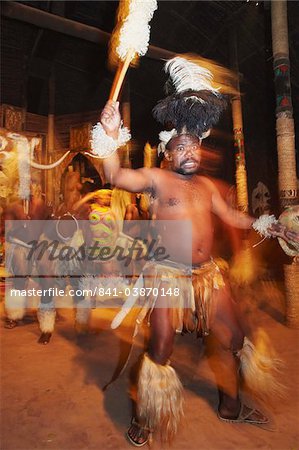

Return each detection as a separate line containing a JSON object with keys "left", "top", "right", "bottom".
{"left": 92, "top": 55, "right": 283, "bottom": 446}
{"left": 4, "top": 194, "right": 50, "bottom": 329}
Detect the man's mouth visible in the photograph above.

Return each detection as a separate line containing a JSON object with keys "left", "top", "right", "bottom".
{"left": 181, "top": 159, "right": 197, "bottom": 168}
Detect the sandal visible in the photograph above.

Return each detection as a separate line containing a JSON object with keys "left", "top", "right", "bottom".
{"left": 218, "top": 403, "right": 269, "bottom": 425}
{"left": 38, "top": 332, "right": 52, "bottom": 345}
{"left": 126, "top": 417, "right": 153, "bottom": 447}
{"left": 4, "top": 319, "right": 18, "bottom": 329}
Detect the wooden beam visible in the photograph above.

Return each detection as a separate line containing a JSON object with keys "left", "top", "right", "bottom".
{"left": 2, "top": 2, "right": 175, "bottom": 61}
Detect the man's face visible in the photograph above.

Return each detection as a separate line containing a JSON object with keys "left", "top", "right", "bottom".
{"left": 165, "top": 134, "right": 201, "bottom": 175}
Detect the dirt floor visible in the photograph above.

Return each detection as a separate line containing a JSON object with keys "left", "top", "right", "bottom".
{"left": 1, "top": 279, "right": 299, "bottom": 450}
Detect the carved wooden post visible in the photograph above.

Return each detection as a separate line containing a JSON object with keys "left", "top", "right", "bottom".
{"left": 230, "top": 28, "right": 249, "bottom": 213}
{"left": 271, "top": 0, "right": 298, "bottom": 327}
{"left": 46, "top": 71, "right": 55, "bottom": 205}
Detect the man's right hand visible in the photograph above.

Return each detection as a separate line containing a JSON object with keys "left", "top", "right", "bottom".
{"left": 100, "top": 100, "right": 121, "bottom": 139}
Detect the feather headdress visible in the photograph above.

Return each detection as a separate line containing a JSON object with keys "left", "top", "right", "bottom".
{"left": 153, "top": 54, "right": 233, "bottom": 152}
{"left": 164, "top": 57, "right": 220, "bottom": 95}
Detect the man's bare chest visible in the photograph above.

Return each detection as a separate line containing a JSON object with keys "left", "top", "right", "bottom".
{"left": 155, "top": 176, "right": 210, "bottom": 212}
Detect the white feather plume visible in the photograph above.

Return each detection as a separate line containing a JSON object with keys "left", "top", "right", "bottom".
{"left": 165, "top": 57, "right": 220, "bottom": 95}
{"left": 117, "top": 0, "right": 157, "bottom": 62}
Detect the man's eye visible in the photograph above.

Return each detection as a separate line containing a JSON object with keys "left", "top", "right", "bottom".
{"left": 192, "top": 145, "right": 198, "bottom": 150}
{"left": 176, "top": 146, "right": 184, "bottom": 152}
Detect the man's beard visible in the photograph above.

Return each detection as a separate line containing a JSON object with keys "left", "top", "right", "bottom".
{"left": 175, "top": 167, "right": 200, "bottom": 175}
{"left": 175, "top": 159, "right": 200, "bottom": 175}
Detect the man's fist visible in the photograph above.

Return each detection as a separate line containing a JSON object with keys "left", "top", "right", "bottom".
{"left": 100, "top": 101, "right": 121, "bottom": 139}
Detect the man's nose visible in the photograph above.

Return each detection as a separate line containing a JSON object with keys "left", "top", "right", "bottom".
{"left": 184, "top": 146, "right": 193, "bottom": 156}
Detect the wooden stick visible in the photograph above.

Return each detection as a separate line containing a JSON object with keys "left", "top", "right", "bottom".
{"left": 109, "top": 48, "right": 134, "bottom": 101}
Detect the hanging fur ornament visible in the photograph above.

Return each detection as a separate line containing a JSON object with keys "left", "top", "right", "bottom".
{"left": 237, "top": 329, "right": 285, "bottom": 401}
{"left": 137, "top": 353, "right": 184, "bottom": 442}
{"left": 157, "top": 129, "right": 177, "bottom": 155}
{"left": 7, "top": 133, "right": 30, "bottom": 200}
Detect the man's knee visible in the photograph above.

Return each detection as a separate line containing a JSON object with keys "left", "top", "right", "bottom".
{"left": 148, "top": 337, "right": 173, "bottom": 365}
{"left": 209, "top": 324, "right": 244, "bottom": 355}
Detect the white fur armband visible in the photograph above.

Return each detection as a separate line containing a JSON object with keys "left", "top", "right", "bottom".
{"left": 90, "top": 122, "right": 131, "bottom": 158}
{"left": 252, "top": 214, "right": 278, "bottom": 238}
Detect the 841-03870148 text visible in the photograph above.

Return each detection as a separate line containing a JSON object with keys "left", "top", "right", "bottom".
{"left": 96, "top": 287, "right": 180, "bottom": 297}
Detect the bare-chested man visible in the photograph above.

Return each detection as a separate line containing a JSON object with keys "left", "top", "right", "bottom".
{"left": 89, "top": 55, "right": 284, "bottom": 446}
{"left": 98, "top": 99, "right": 274, "bottom": 446}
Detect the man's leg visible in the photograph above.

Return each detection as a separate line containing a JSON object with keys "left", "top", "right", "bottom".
{"left": 36, "top": 252, "right": 59, "bottom": 344}
{"left": 208, "top": 284, "right": 267, "bottom": 423}
{"left": 148, "top": 305, "right": 175, "bottom": 364}
{"left": 127, "top": 306, "right": 183, "bottom": 445}
{"left": 5, "top": 276, "right": 27, "bottom": 328}
{"left": 37, "top": 276, "right": 56, "bottom": 344}
{"left": 5, "top": 246, "right": 28, "bottom": 328}
{"left": 70, "top": 275, "right": 91, "bottom": 334}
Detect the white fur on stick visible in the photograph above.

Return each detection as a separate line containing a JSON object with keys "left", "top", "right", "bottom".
{"left": 117, "top": 0, "right": 158, "bottom": 62}
{"left": 90, "top": 122, "right": 131, "bottom": 158}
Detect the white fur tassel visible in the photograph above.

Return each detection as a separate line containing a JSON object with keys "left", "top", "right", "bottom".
{"left": 117, "top": 0, "right": 157, "bottom": 62}
{"left": 7, "top": 133, "right": 30, "bottom": 200}
{"left": 37, "top": 309, "right": 56, "bottom": 333}
{"left": 238, "top": 333, "right": 285, "bottom": 400}
{"left": 252, "top": 214, "right": 278, "bottom": 238}
{"left": 165, "top": 57, "right": 220, "bottom": 95}
{"left": 90, "top": 122, "right": 131, "bottom": 158}
{"left": 5, "top": 290, "right": 26, "bottom": 321}
{"left": 75, "top": 302, "right": 91, "bottom": 325}
{"left": 137, "top": 353, "right": 184, "bottom": 442}
{"left": 158, "top": 129, "right": 177, "bottom": 155}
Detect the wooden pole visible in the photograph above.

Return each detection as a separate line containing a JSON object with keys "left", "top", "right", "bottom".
{"left": 229, "top": 28, "right": 249, "bottom": 213}
{"left": 228, "top": 28, "right": 255, "bottom": 285}
{"left": 271, "top": 0, "right": 298, "bottom": 328}
{"left": 271, "top": 0, "right": 297, "bottom": 208}
{"left": 47, "top": 70, "right": 55, "bottom": 206}
{"left": 109, "top": 50, "right": 134, "bottom": 102}
{"left": 120, "top": 77, "right": 131, "bottom": 169}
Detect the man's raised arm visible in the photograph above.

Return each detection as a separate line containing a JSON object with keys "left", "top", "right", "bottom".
{"left": 100, "top": 101, "right": 154, "bottom": 193}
